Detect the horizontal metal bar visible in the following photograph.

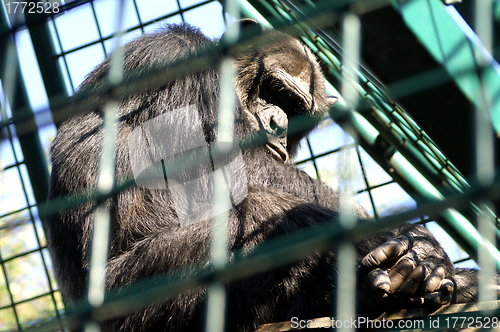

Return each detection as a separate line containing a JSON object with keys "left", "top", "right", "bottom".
{"left": 51, "top": 186, "right": 500, "bottom": 328}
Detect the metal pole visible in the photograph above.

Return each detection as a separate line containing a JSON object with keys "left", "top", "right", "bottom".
{"left": 24, "top": 4, "right": 69, "bottom": 124}
{"left": 474, "top": 0, "right": 497, "bottom": 304}
{"left": 0, "top": 1, "right": 49, "bottom": 204}
{"left": 205, "top": 2, "right": 240, "bottom": 331}
{"left": 336, "top": 12, "right": 361, "bottom": 332}
{"left": 85, "top": 1, "right": 126, "bottom": 330}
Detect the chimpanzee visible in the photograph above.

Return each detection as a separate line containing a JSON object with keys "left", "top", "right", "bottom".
{"left": 44, "top": 20, "right": 482, "bottom": 332}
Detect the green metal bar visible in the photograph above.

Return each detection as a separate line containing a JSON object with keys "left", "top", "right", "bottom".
{"left": 206, "top": 3, "right": 241, "bottom": 330}
{"left": 131, "top": 0, "right": 145, "bottom": 34}
{"left": 56, "top": 184, "right": 500, "bottom": 329}
{"left": 325, "top": 81, "right": 378, "bottom": 145}
{"left": 390, "top": 151, "right": 500, "bottom": 270}
{"left": 237, "top": 0, "right": 273, "bottom": 29}
{"left": 86, "top": 0, "right": 126, "bottom": 313}
{"left": 324, "top": 80, "right": 500, "bottom": 268}
{"left": 356, "top": 145, "right": 380, "bottom": 220}
{"left": 336, "top": 14, "right": 361, "bottom": 329}
{"left": 0, "top": 2, "right": 50, "bottom": 205}
{"left": 90, "top": 1, "right": 109, "bottom": 56}
{"left": 473, "top": 0, "right": 497, "bottom": 303}
{"left": 393, "top": 0, "right": 500, "bottom": 134}
{"left": 0, "top": 112, "right": 22, "bottom": 332}
{"left": 24, "top": 7, "right": 69, "bottom": 120}
{"left": 324, "top": 45, "right": 496, "bottom": 258}
{"left": 2, "top": 103, "right": 65, "bottom": 326}
{"left": 49, "top": 19, "right": 75, "bottom": 93}
{"left": 305, "top": 137, "right": 321, "bottom": 178}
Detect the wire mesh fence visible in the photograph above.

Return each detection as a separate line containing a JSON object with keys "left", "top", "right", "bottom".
{"left": 0, "top": 0, "right": 498, "bottom": 331}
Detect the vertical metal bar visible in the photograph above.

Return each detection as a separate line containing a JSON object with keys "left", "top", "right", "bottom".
{"left": 86, "top": 101, "right": 118, "bottom": 309}
{"left": 24, "top": 5, "right": 69, "bottom": 119}
{"left": 0, "top": 3, "right": 57, "bottom": 329}
{"left": 356, "top": 146, "right": 379, "bottom": 220}
{"left": 130, "top": 0, "right": 145, "bottom": 34}
{"left": 210, "top": 59, "right": 236, "bottom": 271}
{"left": 85, "top": 1, "right": 126, "bottom": 330}
{"left": 90, "top": 1, "right": 109, "bottom": 56}
{"left": 176, "top": 0, "right": 186, "bottom": 23}
{"left": 341, "top": 13, "right": 360, "bottom": 111}
{"left": 49, "top": 18, "right": 75, "bottom": 94}
{"left": 306, "top": 137, "right": 320, "bottom": 179}
{"left": 205, "top": 2, "right": 240, "bottom": 331}
{"left": 0, "top": 1, "right": 49, "bottom": 205}
{"left": 2, "top": 103, "right": 65, "bottom": 328}
{"left": 474, "top": 0, "right": 497, "bottom": 305}
{"left": 0, "top": 111, "right": 22, "bottom": 332}
{"left": 205, "top": 53, "right": 234, "bottom": 332}
{"left": 336, "top": 12, "right": 360, "bottom": 332}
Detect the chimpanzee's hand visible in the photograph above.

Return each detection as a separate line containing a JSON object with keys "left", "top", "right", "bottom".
{"left": 360, "top": 226, "right": 455, "bottom": 309}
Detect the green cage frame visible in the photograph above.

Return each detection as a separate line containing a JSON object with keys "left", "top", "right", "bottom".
{"left": 0, "top": 0, "right": 499, "bottom": 330}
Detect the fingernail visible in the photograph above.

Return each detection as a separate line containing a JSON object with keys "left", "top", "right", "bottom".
{"left": 409, "top": 297, "right": 424, "bottom": 306}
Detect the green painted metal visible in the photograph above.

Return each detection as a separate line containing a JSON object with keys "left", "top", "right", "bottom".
{"left": 390, "top": 152, "right": 500, "bottom": 270}
{"left": 0, "top": 3, "right": 50, "bottom": 204}
{"left": 325, "top": 82, "right": 379, "bottom": 145}
{"left": 328, "top": 80, "right": 500, "bottom": 268}
{"left": 237, "top": 0, "right": 273, "bottom": 29}
{"left": 247, "top": 0, "right": 500, "bottom": 267}
{"left": 394, "top": 0, "right": 500, "bottom": 134}
{"left": 24, "top": 9, "right": 69, "bottom": 117}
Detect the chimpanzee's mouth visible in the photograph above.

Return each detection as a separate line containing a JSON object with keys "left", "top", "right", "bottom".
{"left": 266, "top": 141, "right": 288, "bottom": 162}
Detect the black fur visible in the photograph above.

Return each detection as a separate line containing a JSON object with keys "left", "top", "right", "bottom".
{"left": 44, "top": 23, "right": 486, "bottom": 332}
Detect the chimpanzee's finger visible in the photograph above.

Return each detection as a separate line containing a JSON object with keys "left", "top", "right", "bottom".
{"left": 401, "top": 269, "right": 454, "bottom": 307}
{"left": 387, "top": 257, "right": 416, "bottom": 293}
{"left": 421, "top": 266, "right": 446, "bottom": 295}
{"left": 397, "top": 264, "right": 426, "bottom": 297}
{"left": 440, "top": 278, "right": 455, "bottom": 294}
{"left": 368, "top": 268, "right": 391, "bottom": 295}
{"left": 418, "top": 277, "right": 454, "bottom": 306}
{"left": 361, "top": 237, "right": 411, "bottom": 268}
{"left": 424, "top": 291, "right": 452, "bottom": 306}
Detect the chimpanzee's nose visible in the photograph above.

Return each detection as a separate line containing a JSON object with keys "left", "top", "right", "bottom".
{"left": 259, "top": 107, "right": 289, "bottom": 162}
{"left": 268, "top": 109, "right": 288, "bottom": 138}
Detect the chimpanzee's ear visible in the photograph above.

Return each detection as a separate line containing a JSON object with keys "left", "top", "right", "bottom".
{"left": 220, "top": 18, "right": 264, "bottom": 48}
{"left": 238, "top": 18, "right": 263, "bottom": 31}
{"left": 327, "top": 96, "right": 339, "bottom": 107}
